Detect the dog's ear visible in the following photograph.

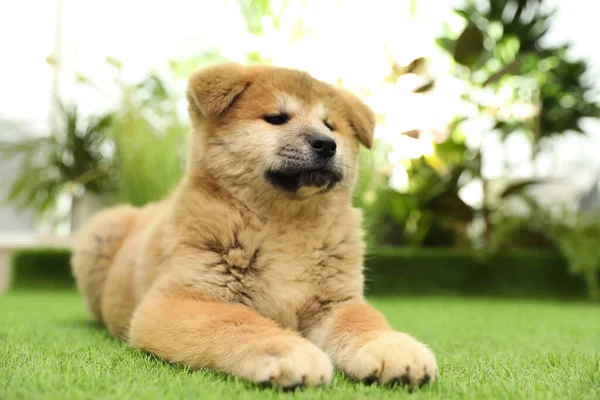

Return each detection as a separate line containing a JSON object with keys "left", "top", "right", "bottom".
{"left": 187, "top": 63, "right": 250, "bottom": 119}
{"left": 339, "top": 89, "right": 376, "bottom": 149}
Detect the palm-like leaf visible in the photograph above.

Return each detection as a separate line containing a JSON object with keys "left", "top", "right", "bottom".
{"left": 0, "top": 101, "right": 115, "bottom": 220}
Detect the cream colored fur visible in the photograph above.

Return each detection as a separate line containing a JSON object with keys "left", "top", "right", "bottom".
{"left": 71, "top": 63, "right": 438, "bottom": 389}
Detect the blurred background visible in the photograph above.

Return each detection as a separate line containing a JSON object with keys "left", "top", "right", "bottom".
{"left": 1, "top": 0, "right": 600, "bottom": 299}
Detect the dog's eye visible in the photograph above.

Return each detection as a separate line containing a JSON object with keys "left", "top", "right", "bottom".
{"left": 264, "top": 113, "right": 290, "bottom": 125}
{"left": 324, "top": 121, "right": 334, "bottom": 131}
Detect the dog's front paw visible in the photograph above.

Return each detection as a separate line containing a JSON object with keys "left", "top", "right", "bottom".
{"left": 342, "top": 331, "right": 438, "bottom": 387}
{"left": 242, "top": 337, "right": 334, "bottom": 389}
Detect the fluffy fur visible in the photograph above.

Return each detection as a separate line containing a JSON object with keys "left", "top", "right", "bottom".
{"left": 71, "top": 63, "right": 438, "bottom": 389}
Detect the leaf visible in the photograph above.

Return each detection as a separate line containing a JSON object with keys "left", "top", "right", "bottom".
{"left": 45, "top": 55, "right": 58, "bottom": 67}
{"left": 413, "top": 80, "right": 435, "bottom": 93}
{"left": 105, "top": 56, "right": 123, "bottom": 71}
{"left": 405, "top": 57, "right": 427, "bottom": 75}
{"left": 500, "top": 179, "right": 548, "bottom": 198}
{"left": 435, "top": 138, "right": 468, "bottom": 162}
{"left": 483, "top": 58, "right": 521, "bottom": 86}
{"left": 75, "top": 72, "right": 89, "bottom": 84}
{"left": 383, "top": 51, "right": 428, "bottom": 82}
{"left": 86, "top": 113, "right": 114, "bottom": 135}
{"left": 237, "top": 0, "right": 272, "bottom": 36}
{"left": 454, "top": 9, "right": 470, "bottom": 20}
{"left": 453, "top": 23, "right": 485, "bottom": 67}
{"left": 409, "top": 0, "right": 419, "bottom": 16}
{"left": 493, "top": 121, "right": 520, "bottom": 137}
{"left": 0, "top": 137, "right": 49, "bottom": 159}
{"left": 401, "top": 129, "right": 420, "bottom": 138}
{"left": 428, "top": 190, "right": 474, "bottom": 222}
{"left": 436, "top": 38, "right": 455, "bottom": 54}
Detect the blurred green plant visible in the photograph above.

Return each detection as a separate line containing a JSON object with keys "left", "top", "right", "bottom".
{"left": 10, "top": 248, "right": 75, "bottom": 289}
{"left": 490, "top": 198, "right": 600, "bottom": 300}
{"left": 236, "top": 0, "right": 277, "bottom": 37}
{"left": 357, "top": 156, "right": 476, "bottom": 248}
{"left": 356, "top": 57, "right": 478, "bottom": 248}
{"left": 433, "top": 0, "right": 600, "bottom": 243}
{"left": 0, "top": 0, "right": 280, "bottom": 229}
{"left": 439, "top": 0, "right": 600, "bottom": 140}
{"left": 358, "top": 0, "right": 600, "bottom": 250}
{"left": 550, "top": 216, "right": 600, "bottom": 300}
{"left": 0, "top": 103, "right": 114, "bottom": 226}
{"left": 107, "top": 71, "right": 187, "bottom": 206}
{"left": 0, "top": 59, "right": 189, "bottom": 228}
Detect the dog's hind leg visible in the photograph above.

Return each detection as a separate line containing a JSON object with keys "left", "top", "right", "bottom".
{"left": 71, "top": 205, "right": 137, "bottom": 323}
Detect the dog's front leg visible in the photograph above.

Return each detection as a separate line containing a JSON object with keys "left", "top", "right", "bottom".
{"left": 305, "top": 299, "right": 438, "bottom": 387}
{"left": 129, "top": 287, "right": 333, "bottom": 388}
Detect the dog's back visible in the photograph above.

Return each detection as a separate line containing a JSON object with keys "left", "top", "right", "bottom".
{"left": 71, "top": 205, "right": 137, "bottom": 322}
{"left": 71, "top": 200, "right": 167, "bottom": 325}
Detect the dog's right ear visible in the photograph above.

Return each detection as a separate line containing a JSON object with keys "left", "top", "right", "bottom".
{"left": 338, "top": 88, "right": 376, "bottom": 149}
{"left": 187, "top": 63, "right": 250, "bottom": 119}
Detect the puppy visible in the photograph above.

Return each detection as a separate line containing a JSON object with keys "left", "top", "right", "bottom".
{"left": 71, "top": 63, "right": 438, "bottom": 389}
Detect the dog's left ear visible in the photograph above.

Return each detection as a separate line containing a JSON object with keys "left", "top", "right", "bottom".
{"left": 187, "top": 63, "right": 250, "bottom": 119}
{"left": 339, "top": 89, "right": 376, "bottom": 149}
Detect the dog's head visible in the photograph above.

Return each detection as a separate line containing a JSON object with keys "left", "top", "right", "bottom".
{"left": 186, "top": 63, "right": 375, "bottom": 201}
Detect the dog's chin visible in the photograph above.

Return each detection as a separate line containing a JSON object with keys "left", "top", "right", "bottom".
{"left": 266, "top": 167, "right": 343, "bottom": 197}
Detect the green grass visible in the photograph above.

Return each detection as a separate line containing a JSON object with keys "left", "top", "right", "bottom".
{"left": 1, "top": 291, "right": 599, "bottom": 399}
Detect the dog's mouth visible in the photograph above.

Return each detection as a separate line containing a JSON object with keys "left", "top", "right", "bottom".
{"left": 266, "top": 167, "right": 343, "bottom": 194}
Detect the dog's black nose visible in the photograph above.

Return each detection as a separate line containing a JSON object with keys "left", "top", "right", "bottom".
{"left": 308, "top": 135, "right": 337, "bottom": 158}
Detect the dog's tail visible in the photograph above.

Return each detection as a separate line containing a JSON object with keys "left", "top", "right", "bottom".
{"left": 71, "top": 205, "right": 138, "bottom": 323}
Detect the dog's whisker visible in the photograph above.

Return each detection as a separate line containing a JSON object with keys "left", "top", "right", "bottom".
{"left": 275, "top": 139, "right": 360, "bottom": 174}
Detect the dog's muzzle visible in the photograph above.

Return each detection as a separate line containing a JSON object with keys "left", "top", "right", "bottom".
{"left": 266, "top": 135, "right": 343, "bottom": 193}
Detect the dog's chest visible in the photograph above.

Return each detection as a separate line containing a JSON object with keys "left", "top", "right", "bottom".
{"left": 198, "top": 219, "right": 362, "bottom": 330}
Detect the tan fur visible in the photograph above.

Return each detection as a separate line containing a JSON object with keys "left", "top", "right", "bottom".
{"left": 71, "top": 63, "right": 437, "bottom": 388}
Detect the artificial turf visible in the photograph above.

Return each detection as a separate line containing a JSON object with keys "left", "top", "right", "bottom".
{"left": 1, "top": 291, "right": 599, "bottom": 400}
